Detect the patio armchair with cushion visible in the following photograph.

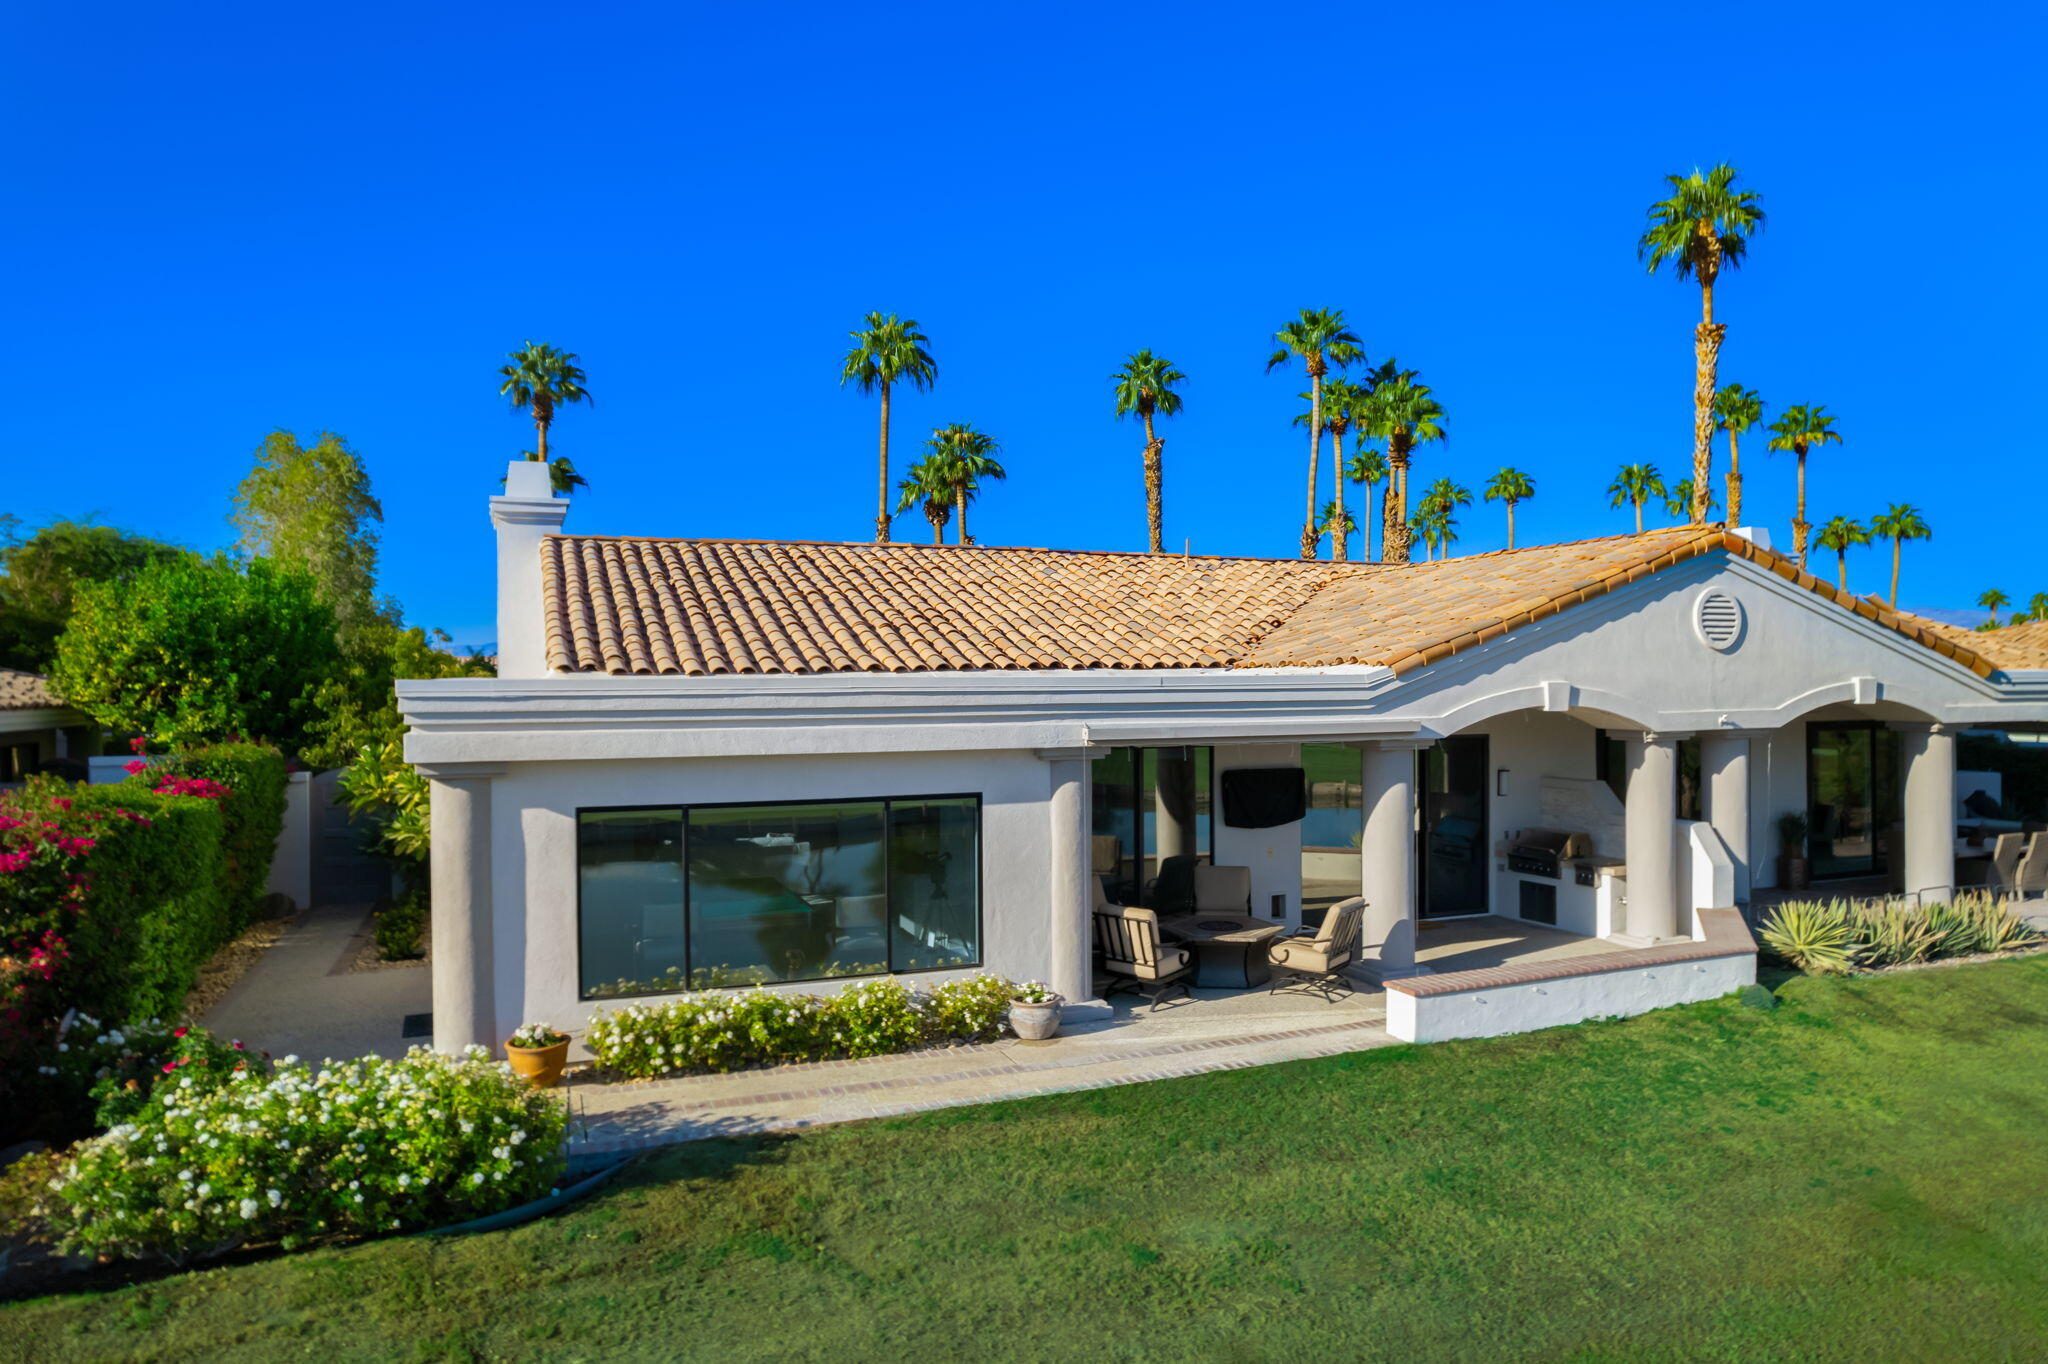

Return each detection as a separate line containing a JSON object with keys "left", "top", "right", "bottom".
{"left": 1989, "top": 832, "right": 2026, "bottom": 894}
{"left": 1193, "top": 864, "right": 1253, "bottom": 914}
{"left": 1267, "top": 896, "right": 1367, "bottom": 1001}
{"left": 1092, "top": 877, "right": 1193, "bottom": 1010}
{"left": 2015, "top": 833, "right": 2048, "bottom": 899}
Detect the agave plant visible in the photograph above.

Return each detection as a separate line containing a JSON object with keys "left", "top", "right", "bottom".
{"left": 1757, "top": 899, "right": 1860, "bottom": 974}
{"left": 1919, "top": 900, "right": 1982, "bottom": 958}
{"left": 1853, "top": 904, "right": 1940, "bottom": 967}
{"left": 1960, "top": 895, "right": 2043, "bottom": 954}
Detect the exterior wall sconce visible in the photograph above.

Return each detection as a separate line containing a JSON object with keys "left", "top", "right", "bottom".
{"left": 1496, "top": 768, "right": 1509, "bottom": 797}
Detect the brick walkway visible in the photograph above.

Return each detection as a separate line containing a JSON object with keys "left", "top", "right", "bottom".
{"left": 563, "top": 992, "right": 1400, "bottom": 1157}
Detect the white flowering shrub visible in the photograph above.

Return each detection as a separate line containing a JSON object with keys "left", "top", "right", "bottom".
{"left": 587, "top": 973, "right": 1023, "bottom": 1079}
{"left": 42, "top": 1046, "right": 568, "bottom": 1262}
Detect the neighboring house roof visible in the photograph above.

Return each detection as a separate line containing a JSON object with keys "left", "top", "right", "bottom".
{"left": 541, "top": 527, "right": 1999, "bottom": 680}
{"left": 0, "top": 668, "right": 65, "bottom": 711}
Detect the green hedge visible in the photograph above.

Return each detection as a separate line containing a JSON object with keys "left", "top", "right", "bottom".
{"left": 138, "top": 742, "right": 289, "bottom": 933}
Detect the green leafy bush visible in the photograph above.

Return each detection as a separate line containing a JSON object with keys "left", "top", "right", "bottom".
{"left": 49, "top": 555, "right": 341, "bottom": 758}
{"left": 134, "top": 742, "right": 290, "bottom": 933}
{"left": 40, "top": 1017, "right": 270, "bottom": 1134}
{"left": 587, "top": 974, "right": 1024, "bottom": 1079}
{"left": 374, "top": 888, "right": 427, "bottom": 960}
{"left": 42, "top": 1046, "right": 568, "bottom": 1263}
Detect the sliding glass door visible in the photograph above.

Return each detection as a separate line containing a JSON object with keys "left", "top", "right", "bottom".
{"left": 1090, "top": 746, "right": 1212, "bottom": 911}
{"left": 1806, "top": 722, "right": 1900, "bottom": 879}
{"left": 1420, "top": 735, "right": 1490, "bottom": 918}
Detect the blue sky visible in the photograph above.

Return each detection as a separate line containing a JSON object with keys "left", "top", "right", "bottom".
{"left": 7, "top": 2, "right": 2044, "bottom": 646}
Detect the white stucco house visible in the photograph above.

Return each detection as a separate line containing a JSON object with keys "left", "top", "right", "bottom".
{"left": 0, "top": 668, "right": 95, "bottom": 785}
{"left": 397, "top": 462, "right": 2048, "bottom": 1051}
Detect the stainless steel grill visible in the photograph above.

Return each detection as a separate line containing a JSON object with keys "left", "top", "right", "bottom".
{"left": 1506, "top": 828, "right": 1576, "bottom": 879}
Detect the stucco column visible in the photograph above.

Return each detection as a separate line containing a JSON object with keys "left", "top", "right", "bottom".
{"left": 1896, "top": 722, "right": 1956, "bottom": 905}
{"left": 1620, "top": 733, "right": 1685, "bottom": 944}
{"left": 1700, "top": 732, "right": 1755, "bottom": 905}
{"left": 1359, "top": 740, "right": 1430, "bottom": 978}
{"left": 1041, "top": 750, "right": 1096, "bottom": 1004}
{"left": 422, "top": 763, "right": 504, "bottom": 1055}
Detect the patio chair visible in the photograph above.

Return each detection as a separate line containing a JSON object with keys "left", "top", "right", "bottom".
{"left": 2015, "top": 834, "right": 2048, "bottom": 899}
{"left": 1989, "top": 833, "right": 2026, "bottom": 894}
{"left": 1092, "top": 880, "right": 1193, "bottom": 1010}
{"left": 1267, "top": 896, "right": 1367, "bottom": 1001}
{"left": 1193, "top": 864, "right": 1253, "bottom": 914}
{"left": 1091, "top": 834, "right": 1122, "bottom": 876}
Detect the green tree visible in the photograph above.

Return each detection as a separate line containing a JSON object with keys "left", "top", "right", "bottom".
{"left": 50, "top": 557, "right": 342, "bottom": 756}
{"left": 1608, "top": 463, "right": 1666, "bottom": 534}
{"left": 1664, "top": 479, "right": 1719, "bottom": 523}
{"left": 1870, "top": 504, "right": 1931, "bottom": 609}
{"left": 925, "top": 425, "right": 1005, "bottom": 545}
{"left": 1345, "top": 448, "right": 1389, "bottom": 562}
{"left": 841, "top": 313, "right": 937, "bottom": 544}
{"left": 1712, "top": 384, "right": 1765, "bottom": 526}
{"left": 1360, "top": 369, "right": 1447, "bottom": 564}
{"left": 1267, "top": 309, "right": 1364, "bottom": 559}
{"left": 497, "top": 341, "right": 592, "bottom": 466}
{"left": 1976, "top": 588, "right": 2009, "bottom": 629}
{"left": 0, "top": 519, "right": 188, "bottom": 672}
{"left": 1639, "top": 165, "right": 1765, "bottom": 523}
{"left": 894, "top": 454, "right": 957, "bottom": 544}
{"left": 231, "top": 430, "right": 385, "bottom": 635}
{"left": 1295, "top": 379, "right": 1369, "bottom": 560}
{"left": 2030, "top": 593, "right": 2048, "bottom": 623}
{"left": 1111, "top": 351, "right": 1185, "bottom": 554}
{"left": 1314, "top": 501, "right": 1357, "bottom": 556}
{"left": 1415, "top": 478, "right": 1472, "bottom": 560}
{"left": 1766, "top": 405, "right": 1844, "bottom": 567}
{"left": 1815, "top": 516, "right": 1871, "bottom": 593}
{"left": 1483, "top": 467, "right": 1536, "bottom": 549}
{"left": 299, "top": 622, "right": 494, "bottom": 771}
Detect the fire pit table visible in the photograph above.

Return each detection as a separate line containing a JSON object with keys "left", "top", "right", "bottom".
{"left": 1161, "top": 915, "right": 1289, "bottom": 988}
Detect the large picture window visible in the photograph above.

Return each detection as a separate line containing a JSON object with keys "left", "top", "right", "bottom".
{"left": 577, "top": 795, "right": 981, "bottom": 999}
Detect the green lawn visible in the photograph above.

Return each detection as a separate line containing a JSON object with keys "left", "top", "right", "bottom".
{"left": 7, "top": 958, "right": 2048, "bottom": 1362}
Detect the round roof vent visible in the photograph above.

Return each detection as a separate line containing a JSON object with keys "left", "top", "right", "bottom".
{"left": 1695, "top": 590, "right": 1744, "bottom": 651}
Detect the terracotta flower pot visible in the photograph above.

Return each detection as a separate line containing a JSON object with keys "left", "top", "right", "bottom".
{"left": 1008, "top": 997, "right": 1064, "bottom": 1041}
{"left": 505, "top": 1038, "right": 570, "bottom": 1087}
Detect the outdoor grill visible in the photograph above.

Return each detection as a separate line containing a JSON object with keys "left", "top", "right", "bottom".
{"left": 1505, "top": 828, "right": 1580, "bottom": 879}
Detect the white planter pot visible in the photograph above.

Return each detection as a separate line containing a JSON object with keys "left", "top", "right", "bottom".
{"left": 1008, "top": 997, "right": 1064, "bottom": 1041}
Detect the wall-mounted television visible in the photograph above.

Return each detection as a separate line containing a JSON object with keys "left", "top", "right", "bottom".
{"left": 1220, "top": 767, "right": 1307, "bottom": 829}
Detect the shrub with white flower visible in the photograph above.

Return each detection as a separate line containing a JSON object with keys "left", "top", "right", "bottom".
{"left": 41, "top": 1045, "right": 567, "bottom": 1263}
{"left": 1011, "top": 980, "right": 1060, "bottom": 1005}
{"left": 507, "top": 1022, "right": 569, "bottom": 1050}
{"left": 585, "top": 973, "right": 1026, "bottom": 1080}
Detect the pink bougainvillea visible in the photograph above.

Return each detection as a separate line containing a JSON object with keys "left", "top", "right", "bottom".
{"left": 151, "top": 775, "right": 231, "bottom": 801}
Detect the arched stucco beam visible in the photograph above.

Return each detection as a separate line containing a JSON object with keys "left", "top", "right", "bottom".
{"left": 1727, "top": 680, "right": 1946, "bottom": 732}
{"left": 1419, "top": 684, "right": 1662, "bottom": 738}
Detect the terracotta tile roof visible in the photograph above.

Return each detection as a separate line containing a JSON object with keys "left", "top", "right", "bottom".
{"left": 1918, "top": 618, "right": 2048, "bottom": 670}
{"left": 541, "top": 527, "right": 2000, "bottom": 681}
{"left": 0, "top": 668, "right": 63, "bottom": 712}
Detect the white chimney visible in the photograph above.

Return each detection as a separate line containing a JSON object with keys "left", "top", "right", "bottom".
{"left": 1729, "top": 526, "right": 1774, "bottom": 553}
{"left": 490, "top": 461, "right": 569, "bottom": 678}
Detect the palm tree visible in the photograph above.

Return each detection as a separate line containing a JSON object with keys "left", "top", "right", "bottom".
{"left": 1976, "top": 588, "right": 2009, "bottom": 629}
{"left": 1345, "top": 448, "right": 1388, "bottom": 562}
{"left": 1361, "top": 371, "right": 1447, "bottom": 564}
{"left": 1608, "top": 464, "right": 1665, "bottom": 534}
{"left": 1419, "top": 478, "right": 1472, "bottom": 559}
{"left": 1639, "top": 165, "right": 1765, "bottom": 524}
{"left": 1870, "top": 504, "right": 1931, "bottom": 609}
{"left": 1483, "top": 468, "right": 1535, "bottom": 549}
{"left": 1314, "top": 501, "right": 1357, "bottom": 557}
{"left": 1111, "top": 351, "right": 1185, "bottom": 554}
{"left": 894, "top": 454, "right": 956, "bottom": 544}
{"left": 1815, "top": 516, "right": 1871, "bottom": 593}
{"left": 925, "top": 424, "right": 1005, "bottom": 545}
{"left": 1712, "top": 384, "right": 1764, "bottom": 526}
{"left": 1765, "top": 405, "right": 1844, "bottom": 567}
{"left": 1295, "top": 378, "right": 1368, "bottom": 560}
{"left": 1267, "top": 309, "right": 1364, "bottom": 559}
{"left": 498, "top": 342, "right": 592, "bottom": 466}
{"left": 515, "top": 451, "right": 589, "bottom": 496}
{"left": 841, "top": 313, "right": 938, "bottom": 543}
{"left": 1663, "top": 479, "right": 1719, "bottom": 523}
{"left": 2030, "top": 593, "right": 2048, "bottom": 623}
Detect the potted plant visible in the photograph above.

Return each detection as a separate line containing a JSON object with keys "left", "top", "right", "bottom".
{"left": 1777, "top": 812, "right": 1811, "bottom": 892}
{"left": 1008, "top": 981, "right": 1064, "bottom": 1041}
{"left": 505, "top": 1022, "right": 572, "bottom": 1087}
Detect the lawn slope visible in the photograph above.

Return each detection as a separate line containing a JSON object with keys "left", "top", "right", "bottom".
{"left": 5, "top": 958, "right": 2048, "bottom": 1362}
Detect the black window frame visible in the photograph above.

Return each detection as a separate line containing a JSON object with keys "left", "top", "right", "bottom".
{"left": 574, "top": 791, "right": 985, "bottom": 1001}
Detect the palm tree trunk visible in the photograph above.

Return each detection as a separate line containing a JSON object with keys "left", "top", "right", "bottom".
{"left": 956, "top": 485, "right": 969, "bottom": 546}
{"left": 1634, "top": 499, "right": 1644, "bottom": 535}
{"left": 1793, "top": 448, "right": 1811, "bottom": 567}
{"left": 535, "top": 415, "right": 549, "bottom": 463}
{"left": 1300, "top": 374, "right": 1322, "bottom": 559}
{"left": 533, "top": 390, "right": 553, "bottom": 464}
{"left": 1691, "top": 280, "right": 1723, "bottom": 524}
{"left": 875, "top": 382, "right": 893, "bottom": 543}
{"left": 1362, "top": 483, "right": 1375, "bottom": 562}
{"left": 1726, "top": 429, "right": 1744, "bottom": 526}
{"left": 1141, "top": 409, "right": 1163, "bottom": 554}
{"left": 1837, "top": 549, "right": 1849, "bottom": 592}
{"left": 1506, "top": 501, "right": 1517, "bottom": 550}
{"left": 1890, "top": 539, "right": 1902, "bottom": 608}
{"left": 1384, "top": 434, "right": 1413, "bottom": 564}
{"left": 1330, "top": 428, "right": 1347, "bottom": 561}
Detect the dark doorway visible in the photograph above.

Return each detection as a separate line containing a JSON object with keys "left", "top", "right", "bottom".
{"left": 1806, "top": 722, "right": 1901, "bottom": 880}
{"left": 1420, "top": 735, "right": 1491, "bottom": 918}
